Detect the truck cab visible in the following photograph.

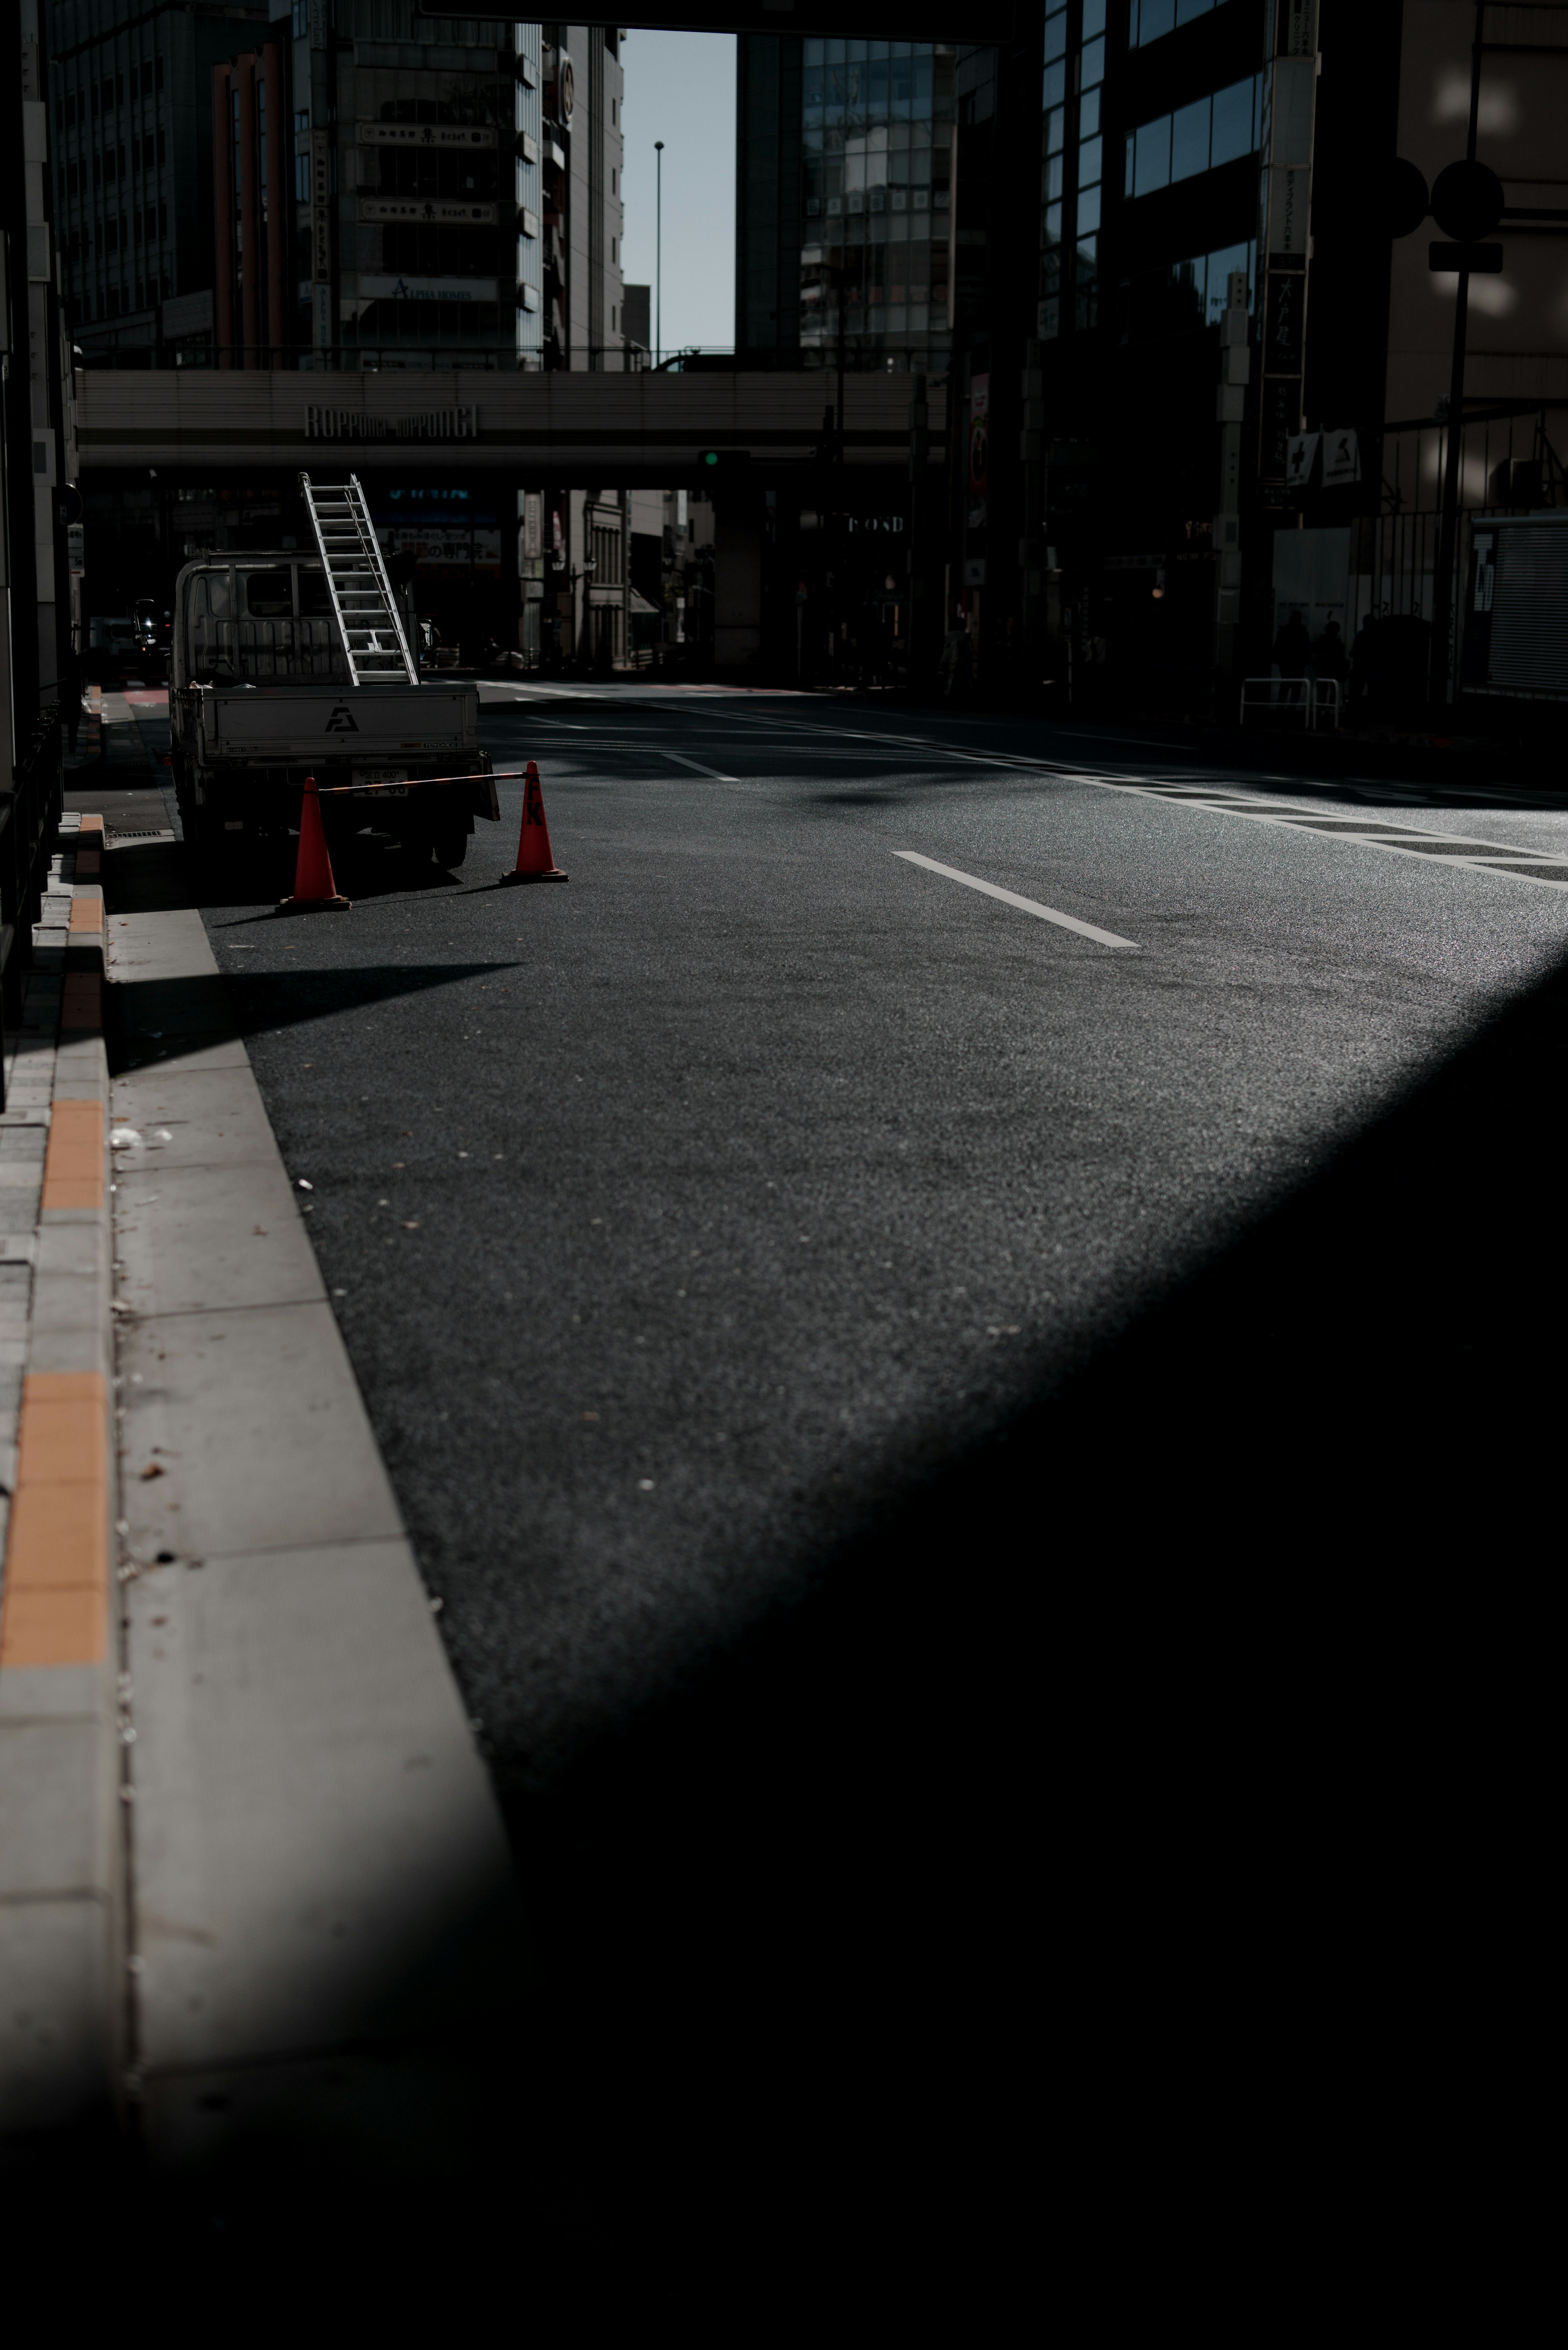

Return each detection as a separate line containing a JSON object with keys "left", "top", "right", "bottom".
{"left": 168, "top": 553, "right": 496, "bottom": 868}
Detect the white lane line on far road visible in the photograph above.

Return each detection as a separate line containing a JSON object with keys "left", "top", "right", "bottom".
{"left": 661, "top": 750, "right": 740, "bottom": 781}
{"left": 893, "top": 851, "right": 1139, "bottom": 949}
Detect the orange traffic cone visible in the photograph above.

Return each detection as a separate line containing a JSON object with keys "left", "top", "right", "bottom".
{"left": 499, "top": 760, "right": 568, "bottom": 885}
{"left": 278, "top": 776, "right": 350, "bottom": 912}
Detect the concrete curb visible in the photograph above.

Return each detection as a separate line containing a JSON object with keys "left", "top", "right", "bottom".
{"left": 0, "top": 813, "right": 123, "bottom": 2152}
{"left": 107, "top": 852, "right": 526, "bottom": 2180}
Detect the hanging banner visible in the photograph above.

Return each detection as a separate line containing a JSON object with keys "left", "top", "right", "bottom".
{"left": 1285, "top": 430, "right": 1320, "bottom": 490}
{"left": 1321, "top": 427, "right": 1360, "bottom": 486}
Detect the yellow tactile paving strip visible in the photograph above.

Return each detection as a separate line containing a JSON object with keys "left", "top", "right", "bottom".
{"left": 76, "top": 811, "right": 105, "bottom": 877}
{"left": 41, "top": 1097, "right": 105, "bottom": 1211}
{"left": 0, "top": 1372, "right": 109, "bottom": 1666}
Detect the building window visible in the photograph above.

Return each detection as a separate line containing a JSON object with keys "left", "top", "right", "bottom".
{"left": 1040, "top": 86, "right": 1066, "bottom": 339}
{"left": 1075, "top": 70, "right": 1103, "bottom": 327}
{"left": 1125, "top": 74, "right": 1262, "bottom": 199}
{"left": 1118, "top": 238, "right": 1254, "bottom": 343}
{"left": 1129, "top": 0, "right": 1217, "bottom": 46}
{"left": 800, "top": 36, "right": 955, "bottom": 360}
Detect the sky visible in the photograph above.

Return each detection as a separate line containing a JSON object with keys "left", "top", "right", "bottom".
{"left": 619, "top": 31, "right": 737, "bottom": 355}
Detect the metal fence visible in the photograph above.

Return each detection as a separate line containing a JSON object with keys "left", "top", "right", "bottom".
{"left": 1241, "top": 676, "right": 1340, "bottom": 731}
{"left": 1363, "top": 405, "right": 1568, "bottom": 691}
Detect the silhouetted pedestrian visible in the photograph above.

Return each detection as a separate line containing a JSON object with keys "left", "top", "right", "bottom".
{"left": 1312, "top": 618, "right": 1349, "bottom": 682}
{"left": 1272, "top": 612, "right": 1312, "bottom": 677}
{"left": 1273, "top": 611, "right": 1312, "bottom": 707}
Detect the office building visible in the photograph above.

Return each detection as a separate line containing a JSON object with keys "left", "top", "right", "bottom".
{"left": 1009, "top": 0, "right": 1567, "bottom": 709}
{"left": 46, "top": 0, "right": 266, "bottom": 364}
{"left": 286, "top": 2, "right": 548, "bottom": 372}
{"left": 4, "top": 1, "right": 77, "bottom": 1015}
{"left": 737, "top": 33, "right": 957, "bottom": 373}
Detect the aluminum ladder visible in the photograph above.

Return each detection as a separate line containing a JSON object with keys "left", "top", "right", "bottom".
{"left": 298, "top": 471, "right": 419, "bottom": 687}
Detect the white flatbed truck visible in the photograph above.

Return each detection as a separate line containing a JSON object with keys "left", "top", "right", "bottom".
{"left": 168, "top": 475, "right": 498, "bottom": 870}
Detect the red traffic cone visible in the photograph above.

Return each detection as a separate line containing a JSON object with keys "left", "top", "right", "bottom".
{"left": 499, "top": 760, "right": 568, "bottom": 885}
{"left": 278, "top": 776, "right": 350, "bottom": 912}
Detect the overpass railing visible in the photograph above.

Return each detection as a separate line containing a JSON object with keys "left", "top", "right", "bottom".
{"left": 82, "top": 343, "right": 951, "bottom": 376}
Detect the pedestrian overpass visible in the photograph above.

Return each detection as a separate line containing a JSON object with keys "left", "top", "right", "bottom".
{"left": 75, "top": 368, "right": 946, "bottom": 485}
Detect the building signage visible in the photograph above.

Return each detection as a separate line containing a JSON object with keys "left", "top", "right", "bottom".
{"left": 384, "top": 525, "right": 501, "bottom": 575}
{"left": 1285, "top": 430, "right": 1320, "bottom": 488}
{"left": 305, "top": 406, "right": 479, "bottom": 441}
{"left": 163, "top": 288, "right": 214, "bottom": 338}
{"left": 359, "top": 198, "right": 497, "bottom": 225}
{"left": 357, "top": 274, "right": 497, "bottom": 304}
{"left": 311, "top": 127, "right": 333, "bottom": 356}
{"left": 1321, "top": 427, "right": 1360, "bottom": 486}
{"left": 356, "top": 121, "right": 496, "bottom": 149}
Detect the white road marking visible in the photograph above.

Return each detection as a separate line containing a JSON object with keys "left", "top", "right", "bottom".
{"left": 1069, "top": 773, "right": 1568, "bottom": 884}
{"left": 893, "top": 851, "right": 1139, "bottom": 948}
{"left": 661, "top": 751, "right": 739, "bottom": 781}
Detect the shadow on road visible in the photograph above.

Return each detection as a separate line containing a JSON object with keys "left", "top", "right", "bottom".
{"left": 104, "top": 963, "right": 520, "bottom": 1077}
{"left": 502, "top": 936, "right": 1564, "bottom": 2308}
{"left": 36, "top": 830, "right": 1554, "bottom": 2317}
{"left": 103, "top": 830, "right": 484, "bottom": 917}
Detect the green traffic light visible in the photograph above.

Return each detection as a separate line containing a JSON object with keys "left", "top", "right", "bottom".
{"left": 703, "top": 450, "right": 719, "bottom": 465}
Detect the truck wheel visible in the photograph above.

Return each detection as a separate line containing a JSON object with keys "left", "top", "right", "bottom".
{"left": 430, "top": 813, "right": 469, "bottom": 870}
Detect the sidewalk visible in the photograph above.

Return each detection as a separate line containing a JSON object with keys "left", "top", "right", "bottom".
{"left": 2, "top": 802, "right": 526, "bottom": 2187}
{"left": 0, "top": 812, "right": 119, "bottom": 2145}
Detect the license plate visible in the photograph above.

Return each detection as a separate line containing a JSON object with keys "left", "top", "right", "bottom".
{"left": 353, "top": 768, "right": 408, "bottom": 796}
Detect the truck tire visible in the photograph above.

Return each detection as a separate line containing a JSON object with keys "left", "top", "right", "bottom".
{"left": 430, "top": 810, "right": 469, "bottom": 870}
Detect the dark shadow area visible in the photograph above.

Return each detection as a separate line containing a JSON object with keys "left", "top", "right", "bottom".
{"left": 27, "top": 844, "right": 1554, "bottom": 2318}
{"left": 104, "top": 963, "right": 521, "bottom": 1077}
{"left": 64, "top": 785, "right": 172, "bottom": 833}
{"left": 483, "top": 942, "right": 1566, "bottom": 2309}
{"left": 1027, "top": 713, "right": 1568, "bottom": 810}
{"left": 102, "top": 832, "right": 485, "bottom": 918}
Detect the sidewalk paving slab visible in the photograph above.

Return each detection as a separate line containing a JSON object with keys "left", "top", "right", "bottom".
{"left": 0, "top": 814, "right": 122, "bottom": 2149}
{"left": 107, "top": 876, "right": 525, "bottom": 2181}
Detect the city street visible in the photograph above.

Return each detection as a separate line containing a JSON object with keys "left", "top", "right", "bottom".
{"left": 9, "top": 0, "right": 1567, "bottom": 2300}
{"left": 82, "top": 687, "right": 1568, "bottom": 2274}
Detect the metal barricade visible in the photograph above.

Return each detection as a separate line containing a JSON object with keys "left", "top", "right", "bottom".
{"left": 1240, "top": 676, "right": 1341, "bottom": 731}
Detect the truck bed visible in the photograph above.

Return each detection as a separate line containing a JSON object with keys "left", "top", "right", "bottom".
{"left": 189, "top": 682, "right": 479, "bottom": 763}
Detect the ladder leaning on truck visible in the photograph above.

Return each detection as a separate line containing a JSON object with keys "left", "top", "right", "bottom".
{"left": 167, "top": 473, "right": 499, "bottom": 872}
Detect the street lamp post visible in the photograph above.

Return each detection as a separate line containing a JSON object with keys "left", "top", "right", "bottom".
{"left": 654, "top": 140, "right": 664, "bottom": 368}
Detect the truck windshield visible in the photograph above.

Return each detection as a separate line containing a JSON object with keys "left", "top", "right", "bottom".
{"left": 246, "top": 571, "right": 294, "bottom": 618}
{"left": 183, "top": 562, "right": 351, "bottom": 685}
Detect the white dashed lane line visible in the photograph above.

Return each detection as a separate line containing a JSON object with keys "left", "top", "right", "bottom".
{"left": 893, "top": 851, "right": 1140, "bottom": 949}
{"left": 660, "top": 751, "right": 741, "bottom": 781}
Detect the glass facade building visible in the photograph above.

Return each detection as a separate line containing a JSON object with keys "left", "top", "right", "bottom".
{"left": 799, "top": 39, "right": 955, "bottom": 370}
{"left": 1038, "top": 0, "right": 1106, "bottom": 343}
{"left": 736, "top": 34, "right": 956, "bottom": 373}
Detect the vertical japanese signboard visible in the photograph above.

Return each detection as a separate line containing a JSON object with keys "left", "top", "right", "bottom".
{"left": 312, "top": 129, "right": 333, "bottom": 354}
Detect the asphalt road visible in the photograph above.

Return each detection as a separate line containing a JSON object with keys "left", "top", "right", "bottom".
{"left": 95, "top": 690, "right": 1568, "bottom": 2290}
